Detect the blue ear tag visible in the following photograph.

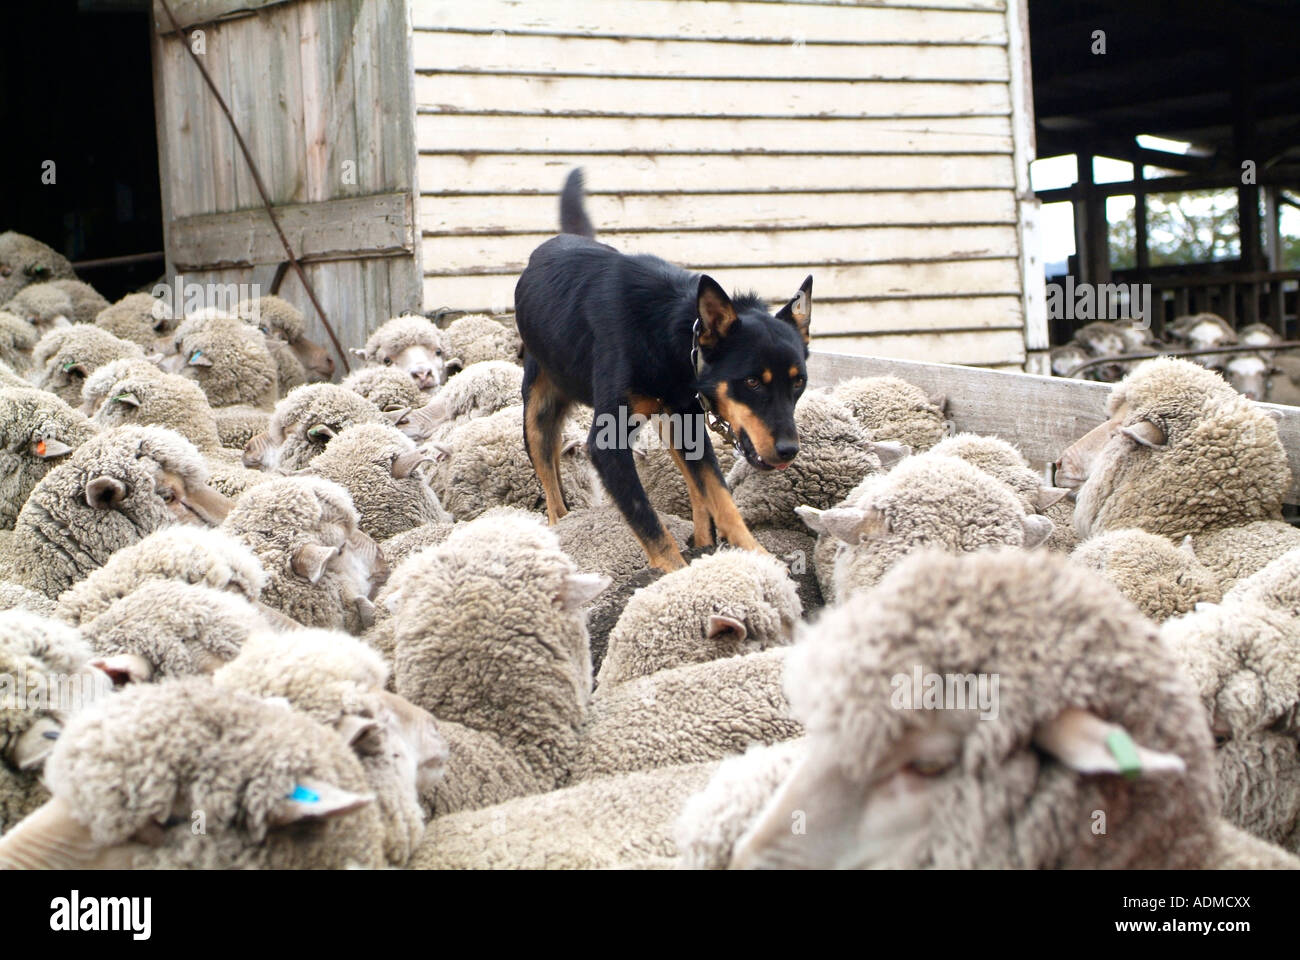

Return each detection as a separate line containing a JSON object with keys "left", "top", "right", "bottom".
{"left": 1105, "top": 729, "right": 1142, "bottom": 781}
{"left": 288, "top": 784, "right": 320, "bottom": 804}
{"left": 190, "top": 350, "right": 203, "bottom": 362}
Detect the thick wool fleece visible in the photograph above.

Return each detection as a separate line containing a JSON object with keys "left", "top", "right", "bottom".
{"left": 391, "top": 512, "right": 599, "bottom": 806}
{"left": 573, "top": 647, "right": 800, "bottom": 783}
{"left": 0, "top": 232, "right": 76, "bottom": 305}
{"left": 0, "top": 610, "right": 108, "bottom": 834}
{"left": 687, "top": 548, "right": 1220, "bottom": 869}
{"left": 0, "top": 387, "right": 97, "bottom": 530}
{"left": 1043, "top": 497, "right": 1079, "bottom": 552}
{"left": 169, "top": 313, "right": 279, "bottom": 409}
{"left": 418, "top": 359, "right": 523, "bottom": 427}
{"left": 554, "top": 505, "right": 694, "bottom": 669}
{"left": 597, "top": 550, "right": 801, "bottom": 687}
{"left": 377, "top": 519, "right": 455, "bottom": 568}
{"left": 79, "top": 357, "right": 166, "bottom": 416}
{"left": 929, "top": 433, "right": 1046, "bottom": 513}
{"left": 1188, "top": 520, "right": 1300, "bottom": 591}
{"left": 223, "top": 476, "right": 376, "bottom": 633}
{"left": 80, "top": 581, "right": 266, "bottom": 679}
{"left": 214, "top": 630, "right": 439, "bottom": 866}
{"left": 806, "top": 453, "right": 1045, "bottom": 601}
{"left": 0, "top": 581, "right": 57, "bottom": 617}
{"left": 409, "top": 760, "right": 719, "bottom": 870}
{"left": 1072, "top": 529, "right": 1222, "bottom": 622}
{"left": 252, "top": 383, "right": 386, "bottom": 472}
{"left": 31, "top": 325, "right": 145, "bottom": 405}
{"left": 29, "top": 679, "right": 385, "bottom": 869}
{"left": 727, "top": 391, "right": 885, "bottom": 531}
{"left": 0, "top": 359, "right": 29, "bottom": 389}
{"left": 237, "top": 295, "right": 307, "bottom": 342}
{"left": 631, "top": 419, "right": 736, "bottom": 520}
{"left": 444, "top": 313, "right": 522, "bottom": 368}
{"left": 49, "top": 280, "right": 109, "bottom": 327}
{"left": 56, "top": 526, "right": 266, "bottom": 626}
{"left": 3, "top": 284, "right": 73, "bottom": 330}
{"left": 11, "top": 426, "right": 218, "bottom": 599}
{"left": 1075, "top": 358, "right": 1290, "bottom": 539}
{"left": 93, "top": 292, "right": 174, "bottom": 349}
{"left": 304, "top": 423, "right": 450, "bottom": 541}
{"left": 0, "top": 312, "right": 38, "bottom": 375}
{"left": 1163, "top": 549, "right": 1300, "bottom": 851}
{"left": 831, "top": 376, "right": 947, "bottom": 451}
{"left": 212, "top": 404, "right": 271, "bottom": 450}
{"left": 432, "top": 404, "right": 599, "bottom": 520}
{"left": 364, "top": 314, "right": 451, "bottom": 360}
{"left": 91, "top": 369, "right": 222, "bottom": 451}
{"left": 342, "top": 365, "right": 425, "bottom": 413}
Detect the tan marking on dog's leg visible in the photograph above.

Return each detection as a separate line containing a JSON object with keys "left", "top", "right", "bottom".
{"left": 524, "top": 371, "right": 570, "bottom": 524}
{"left": 665, "top": 443, "right": 714, "bottom": 547}
{"left": 635, "top": 527, "right": 687, "bottom": 572}
{"left": 699, "top": 469, "right": 764, "bottom": 552}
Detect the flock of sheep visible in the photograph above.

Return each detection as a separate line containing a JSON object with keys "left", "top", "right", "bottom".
{"left": 1050, "top": 313, "right": 1300, "bottom": 403}
{"left": 0, "top": 227, "right": 1299, "bottom": 868}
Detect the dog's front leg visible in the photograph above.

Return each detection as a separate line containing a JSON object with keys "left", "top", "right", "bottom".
{"left": 589, "top": 414, "right": 686, "bottom": 572}
{"left": 670, "top": 418, "right": 764, "bottom": 554}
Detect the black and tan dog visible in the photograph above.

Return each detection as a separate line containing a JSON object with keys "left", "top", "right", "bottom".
{"left": 515, "top": 169, "right": 812, "bottom": 572}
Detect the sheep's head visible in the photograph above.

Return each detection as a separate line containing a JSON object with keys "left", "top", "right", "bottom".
{"left": 32, "top": 326, "right": 145, "bottom": 406}
{"left": 160, "top": 315, "right": 277, "bottom": 407}
{"left": 3, "top": 283, "right": 73, "bottom": 337}
{"left": 0, "top": 387, "right": 96, "bottom": 527}
{"left": 89, "top": 371, "right": 220, "bottom": 450}
{"left": 0, "top": 232, "right": 76, "bottom": 305}
{"left": 352, "top": 315, "right": 452, "bottom": 392}
{"left": 236, "top": 296, "right": 334, "bottom": 381}
{"left": 243, "top": 384, "right": 386, "bottom": 472}
{"left": 93, "top": 292, "right": 175, "bottom": 349}
{"left": 1221, "top": 352, "right": 1271, "bottom": 401}
{"left": 725, "top": 548, "right": 1215, "bottom": 869}
{"left": 398, "top": 360, "right": 523, "bottom": 440}
{"left": 1061, "top": 358, "right": 1287, "bottom": 538}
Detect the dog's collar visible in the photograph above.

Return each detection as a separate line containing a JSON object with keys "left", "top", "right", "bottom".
{"left": 691, "top": 317, "right": 743, "bottom": 455}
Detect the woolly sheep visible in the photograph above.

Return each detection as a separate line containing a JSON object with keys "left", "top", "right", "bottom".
{"left": 0, "top": 581, "right": 57, "bottom": 617}
{"left": 388, "top": 511, "right": 609, "bottom": 813}
{"left": 443, "top": 312, "right": 522, "bottom": 369}
{"left": 0, "top": 311, "right": 38, "bottom": 375}
{"left": 0, "top": 358, "right": 28, "bottom": 389}
{"left": 341, "top": 364, "right": 425, "bottom": 415}
{"left": 30, "top": 325, "right": 145, "bottom": 405}
{"left": 242, "top": 383, "right": 388, "bottom": 472}
{"left": 92, "top": 292, "right": 175, "bottom": 349}
{"left": 353, "top": 314, "right": 453, "bottom": 392}
{"left": 409, "top": 760, "right": 719, "bottom": 869}
{"left": 303, "top": 422, "right": 450, "bottom": 540}
{"left": 0, "top": 232, "right": 75, "bottom": 305}
{"left": 432, "top": 403, "right": 599, "bottom": 521}
{"left": 376, "top": 519, "right": 455, "bottom": 568}
{"left": 572, "top": 646, "right": 800, "bottom": 783}
{"left": 681, "top": 548, "right": 1240, "bottom": 869}
{"left": 160, "top": 313, "right": 278, "bottom": 409}
{"left": 235, "top": 295, "right": 334, "bottom": 382}
{"left": 79, "top": 580, "right": 270, "bottom": 684}
{"left": 78, "top": 356, "right": 167, "bottom": 415}
{"left": 10, "top": 426, "right": 233, "bottom": 598}
{"left": 596, "top": 550, "right": 800, "bottom": 687}
{"left": 726, "top": 391, "right": 905, "bottom": 531}
{"left": 830, "top": 375, "right": 948, "bottom": 451}
{"left": 54, "top": 525, "right": 266, "bottom": 626}
{"left": 212, "top": 404, "right": 272, "bottom": 450}
{"left": 89, "top": 366, "right": 221, "bottom": 451}
{"left": 0, "top": 679, "right": 386, "bottom": 868}
{"left": 0, "top": 610, "right": 110, "bottom": 834}
{"left": 0, "top": 386, "right": 97, "bottom": 530}
{"left": 799, "top": 453, "right": 1053, "bottom": 602}
{"left": 1187, "top": 520, "right": 1300, "bottom": 592}
{"left": 213, "top": 629, "right": 446, "bottom": 866}
{"left": 398, "top": 359, "right": 524, "bottom": 441}
{"left": 222, "top": 476, "right": 387, "bottom": 633}
{"left": 2, "top": 283, "right": 74, "bottom": 336}
{"left": 1074, "top": 320, "right": 1134, "bottom": 382}
{"left": 1071, "top": 529, "right": 1222, "bottom": 621}
{"left": 48, "top": 279, "right": 109, "bottom": 327}
{"left": 929, "top": 432, "right": 1069, "bottom": 515}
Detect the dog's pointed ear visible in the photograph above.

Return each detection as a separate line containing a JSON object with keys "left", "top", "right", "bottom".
{"left": 774, "top": 275, "right": 813, "bottom": 345}
{"left": 696, "top": 275, "right": 738, "bottom": 349}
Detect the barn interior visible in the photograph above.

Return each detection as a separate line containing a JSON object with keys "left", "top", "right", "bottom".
{"left": 1029, "top": 0, "right": 1300, "bottom": 342}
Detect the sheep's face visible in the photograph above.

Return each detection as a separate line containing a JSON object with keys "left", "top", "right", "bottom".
{"left": 1223, "top": 354, "right": 1270, "bottom": 401}
{"left": 41, "top": 355, "right": 94, "bottom": 406}
{"left": 0, "top": 394, "right": 92, "bottom": 525}
{"left": 291, "top": 520, "right": 388, "bottom": 605}
{"left": 373, "top": 342, "right": 446, "bottom": 392}
{"left": 375, "top": 690, "right": 448, "bottom": 795}
{"left": 153, "top": 467, "right": 233, "bottom": 526}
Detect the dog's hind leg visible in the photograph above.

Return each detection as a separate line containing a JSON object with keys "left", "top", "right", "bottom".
{"left": 522, "top": 359, "right": 572, "bottom": 524}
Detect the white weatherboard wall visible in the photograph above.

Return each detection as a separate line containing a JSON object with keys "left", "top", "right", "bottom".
{"left": 412, "top": 0, "right": 1039, "bottom": 370}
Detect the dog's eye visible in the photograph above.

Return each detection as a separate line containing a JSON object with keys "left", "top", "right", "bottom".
{"left": 745, "top": 376, "right": 761, "bottom": 390}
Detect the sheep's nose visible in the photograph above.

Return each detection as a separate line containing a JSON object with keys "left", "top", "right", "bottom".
{"left": 774, "top": 439, "right": 799, "bottom": 463}
{"left": 410, "top": 366, "right": 436, "bottom": 389}
{"left": 321, "top": 354, "right": 335, "bottom": 376}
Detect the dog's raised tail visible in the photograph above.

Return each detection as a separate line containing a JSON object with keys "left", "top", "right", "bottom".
{"left": 559, "top": 168, "right": 596, "bottom": 239}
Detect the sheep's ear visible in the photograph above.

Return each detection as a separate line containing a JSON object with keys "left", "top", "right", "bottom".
{"left": 445, "top": 357, "right": 464, "bottom": 377}
{"left": 558, "top": 572, "right": 611, "bottom": 611}
{"left": 870, "top": 441, "right": 911, "bottom": 470}
{"left": 354, "top": 596, "right": 377, "bottom": 630}
{"left": 30, "top": 436, "right": 73, "bottom": 458}
{"left": 187, "top": 349, "right": 213, "bottom": 367}
{"left": 1179, "top": 534, "right": 1197, "bottom": 558}
{"left": 10, "top": 717, "right": 61, "bottom": 771}
{"left": 707, "top": 614, "right": 747, "bottom": 644}
{"left": 773, "top": 275, "right": 813, "bottom": 345}
{"left": 1020, "top": 514, "right": 1055, "bottom": 549}
{"left": 0, "top": 797, "right": 103, "bottom": 870}
{"left": 350, "top": 347, "right": 370, "bottom": 362}
{"left": 560, "top": 438, "right": 584, "bottom": 456}
{"left": 1122, "top": 419, "right": 1166, "bottom": 448}
{"left": 390, "top": 450, "right": 433, "bottom": 479}
{"left": 696, "top": 275, "right": 738, "bottom": 348}
{"left": 110, "top": 392, "right": 140, "bottom": 408}
{"left": 1033, "top": 707, "right": 1186, "bottom": 779}
{"left": 85, "top": 476, "right": 128, "bottom": 510}
{"left": 268, "top": 779, "right": 374, "bottom": 826}
{"left": 1035, "top": 486, "right": 1071, "bottom": 510}
{"left": 928, "top": 393, "right": 948, "bottom": 413}
{"left": 291, "top": 543, "right": 336, "bottom": 584}
{"left": 336, "top": 714, "right": 381, "bottom": 749}
{"left": 380, "top": 406, "right": 411, "bottom": 427}
{"left": 428, "top": 441, "right": 454, "bottom": 462}
{"left": 795, "top": 504, "right": 888, "bottom": 543}
{"left": 89, "top": 654, "right": 154, "bottom": 686}
{"left": 306, "top": 423, "right": 336, "bottom": 443}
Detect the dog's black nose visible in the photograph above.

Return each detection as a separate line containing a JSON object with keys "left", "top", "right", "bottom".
{"left": 774, "top": 439, "right": 799, "bottom": 462}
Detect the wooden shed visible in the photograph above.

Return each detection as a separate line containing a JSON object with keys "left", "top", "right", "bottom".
{"left": 150, "top": 0, "right": 1045, "bottom": 373}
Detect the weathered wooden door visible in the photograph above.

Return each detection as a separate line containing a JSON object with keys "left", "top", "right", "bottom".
{"left": 150, "top": 0, "right": 421, "bottom": 371}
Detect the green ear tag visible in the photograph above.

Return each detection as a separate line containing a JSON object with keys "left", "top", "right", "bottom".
{"left": 61, "top": 361, "right": 77, "bottom": 372}
{"left": 1106, "top": 729, "right": 1142, "bottom": 781}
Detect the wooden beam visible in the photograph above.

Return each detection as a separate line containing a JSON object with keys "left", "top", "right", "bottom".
{"left": 152, "top": 0, "right": 291, "bottom": 33}
{"left": 168, "top": 192, "right": 415, "bottom": 271}
{"left": 806, "top": 350, "right": 1300, "bottom": 500}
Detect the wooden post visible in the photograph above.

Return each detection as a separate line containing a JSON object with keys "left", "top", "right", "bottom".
{"left": 1234, "top": 46, "right": 1261, "bottom": 326}
{"left": 1265, "top": 186, "right": 1284, "bottom": 333}
{"left": 1134, "top": 158, "right": 1157, "bottom": 335}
